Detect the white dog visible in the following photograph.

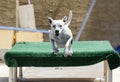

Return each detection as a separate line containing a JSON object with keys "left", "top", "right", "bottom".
{"left": 48, "top": 11, "right": 73, "bottom": 57}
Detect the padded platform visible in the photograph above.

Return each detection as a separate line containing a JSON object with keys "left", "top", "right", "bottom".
{"left": 4, "top": 41, "right": 120, "bottom": 70}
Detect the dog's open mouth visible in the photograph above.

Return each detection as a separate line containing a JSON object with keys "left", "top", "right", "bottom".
{"left": 55, "top": 33, "right": 59, "bottom": 36}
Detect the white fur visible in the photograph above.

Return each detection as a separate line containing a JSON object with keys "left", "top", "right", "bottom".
{"left": 48, "top": 11, "right": 73, "bottom": 57}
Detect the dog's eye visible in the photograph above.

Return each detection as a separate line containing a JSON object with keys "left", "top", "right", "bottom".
{"left": 59, "top": 25, "right": 62, "bottom": 28}
{"left": 53, "top": 25, "right": 56, "bottom": 28}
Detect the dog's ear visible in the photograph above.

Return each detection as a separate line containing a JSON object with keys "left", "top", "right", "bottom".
{"left": 62, "top": 16, "right": 67, "bottom": 23}
{"left": 48, "top": 17, "right": 53, "bottom": 24}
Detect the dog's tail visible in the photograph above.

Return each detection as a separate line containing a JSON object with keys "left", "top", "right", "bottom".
{"left": 66, "top": 10, "right": 72, "bottom": 26}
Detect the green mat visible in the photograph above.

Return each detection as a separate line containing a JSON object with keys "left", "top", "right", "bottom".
{"left": 4, "top": 41, "right": 120, "bottom": 70}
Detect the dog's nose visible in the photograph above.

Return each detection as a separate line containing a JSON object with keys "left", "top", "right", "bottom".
{"left": 55, "top": 30, "right": 59, "bottom": 36}
{"left": 55, "top": 30, "right": 59, "bottom": 33}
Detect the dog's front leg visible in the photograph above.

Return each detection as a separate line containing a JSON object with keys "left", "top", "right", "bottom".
{"left": 64, "top": 37, "right": 73, "bottom": 57}
{"left": 51, "top": 39, "right": 59, "bottom": 55}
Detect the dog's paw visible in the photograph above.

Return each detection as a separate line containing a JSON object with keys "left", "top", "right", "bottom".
{"left": 64, "top": 50, "right": 73, "bottom": 57}
{"left": 64, "top": 48, "right": 69, "bottom": 57}
{"left": 64, "top": 53, "right": 68, "bottom": 57}
{"left": 53, "top": 48, "right": 59, "bottom": 55}
{"left": 68, "top": 50, "right": 73, "bottom": 56}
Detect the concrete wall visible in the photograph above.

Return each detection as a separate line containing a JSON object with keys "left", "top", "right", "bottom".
{"left": 0, "top": 0, "right": 120, "bottom": 47}
{"left": 21, "top": 0, "right": 119, "bottom": 47}
{"left": 0, "top": 0, "right": 16, "bottom": 26}
{"left": 82, "top": 0, "right": 120, "bottom": 47}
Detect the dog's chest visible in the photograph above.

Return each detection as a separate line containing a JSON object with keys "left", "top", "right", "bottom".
{"left": 55, "top": 34, "right": 69, "bottom": 48}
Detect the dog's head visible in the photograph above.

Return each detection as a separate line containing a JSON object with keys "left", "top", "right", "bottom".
{"left": 48, "top": 11, "right": 72, "bottom": 36}
{"left": 48, "top": 16, "right": 67, "bottom": 36}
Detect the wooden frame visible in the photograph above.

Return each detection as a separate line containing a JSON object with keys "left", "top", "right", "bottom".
{"left": 9, "top": 67, "right": 17, "bottom": 82}
{"left": 9, "top": 61, "right": 112, "bottom": 82}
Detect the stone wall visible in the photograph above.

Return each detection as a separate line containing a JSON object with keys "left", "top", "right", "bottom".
{"left": 1, "top": 0, "right": 120, "bottom": 47}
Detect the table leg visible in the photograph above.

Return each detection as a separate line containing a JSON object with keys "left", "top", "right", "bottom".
{"left": 104, "top": 61, "right": 112, "bottom": 82}
{"left": 9, "top": 67, "right": 13, "bottom": 82}
{"left": 19, "top": 67, "right": 23, "bottom": 80}
{"left": 9, "top": 67, "right": 17, "bottom": 82}
{"left": 108, "top": 69, "right": 112, "bottom": 82}
{"left": 13, "top": 67, "right": 17, "bottom": 82}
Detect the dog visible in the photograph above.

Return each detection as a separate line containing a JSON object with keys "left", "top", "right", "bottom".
{"left": 48, "top": 11, "right": 73, "bottom": 57}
